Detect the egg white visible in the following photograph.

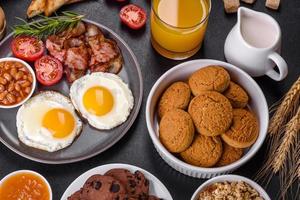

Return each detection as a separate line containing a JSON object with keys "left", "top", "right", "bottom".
{"left": 70, "top": 72, "right": 134, "bottom": 130}
{"left": 16, "top": 91, "right": 83, "bottom": 152}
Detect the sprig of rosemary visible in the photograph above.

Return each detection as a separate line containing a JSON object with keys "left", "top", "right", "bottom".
{"left": 13, "top": 11, "right": 84, "bottom": 39}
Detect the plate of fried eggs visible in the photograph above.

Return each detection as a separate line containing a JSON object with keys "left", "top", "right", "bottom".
{"left": 0, "top": 20, "right": 143, "bottom": 163}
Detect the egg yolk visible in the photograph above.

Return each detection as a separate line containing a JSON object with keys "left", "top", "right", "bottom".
{"left": 42, "top": 108, "right": 75, "bottom": 138}
{"left": 83, "top": 86, "right": 114, "bottom": 116}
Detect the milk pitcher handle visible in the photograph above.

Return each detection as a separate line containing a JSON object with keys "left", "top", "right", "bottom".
{"left": 265, "top": 52, "right": 288, "bottom": 81}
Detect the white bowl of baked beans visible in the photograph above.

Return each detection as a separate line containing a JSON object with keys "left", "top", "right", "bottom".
{"left": 0, "top": 57, "right": 36, "bottom": 108}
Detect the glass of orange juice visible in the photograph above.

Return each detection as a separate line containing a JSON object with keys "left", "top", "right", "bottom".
{"left": 151, "top": 0, "right": 211, "bottom": 60}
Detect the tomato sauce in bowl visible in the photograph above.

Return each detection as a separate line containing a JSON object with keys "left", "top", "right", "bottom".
{"left": 0, "top": 170, "right": 51, "bottom": 200}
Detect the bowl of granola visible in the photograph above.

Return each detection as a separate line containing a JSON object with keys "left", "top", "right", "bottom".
{"left": 191, "top": 175, "right": 271, "bottom": 200}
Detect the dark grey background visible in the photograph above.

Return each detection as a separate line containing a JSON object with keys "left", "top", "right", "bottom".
{"left": 0, "top": 0, "right": 299, "bottom": 199}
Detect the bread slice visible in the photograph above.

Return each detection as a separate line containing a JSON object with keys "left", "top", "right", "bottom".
{"left": 45, "top": 0, "right": 68, "bottom": 16}
{"left": 66, "top": 0, "right": 85, "bottom": 4}
{"left": 241, "top": 0, "right": 256, "bottom": 4}
{"left": 223, "top": 0, "right": 240, "bottom": 13}
{"left": 27, "top": 0, "right": 46, "bottom": 18}
{"left": 266, "top": 0, "right": 280, "bottom": 10}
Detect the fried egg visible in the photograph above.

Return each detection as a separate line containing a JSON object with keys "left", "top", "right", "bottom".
{"left": 70, "top": 72, "right": 134, "bottom": 130}
{"left": 16, "top": 91, "right": 82, "bottom": 152}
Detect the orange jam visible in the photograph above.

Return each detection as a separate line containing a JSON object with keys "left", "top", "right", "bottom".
{"left": 0, "top": 172, "right": 50, "bottom": 200}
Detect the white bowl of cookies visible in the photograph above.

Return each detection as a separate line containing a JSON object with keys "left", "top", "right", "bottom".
{"left": 191, "top": 175, "right": 271, "bottom": 200}
{"left": 146, "top": 59, "right": 269, "bottom": 178}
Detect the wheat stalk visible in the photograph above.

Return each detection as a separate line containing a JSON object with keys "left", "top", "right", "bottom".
{"left": 269, "top": 76, "right": 300, "bottom": 136}
{"left": 255, "top": 77, "right": 300, "bottom": 184}
{"left": 272, "top": 106, "right": 300, "bottom": 173}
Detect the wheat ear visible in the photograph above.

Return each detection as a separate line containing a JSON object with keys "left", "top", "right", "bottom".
{"left": 269, "top": 76, "right": 300, "bottom": 136}
{"left": 272, "top": 106, "right": 300, "bottom": 173}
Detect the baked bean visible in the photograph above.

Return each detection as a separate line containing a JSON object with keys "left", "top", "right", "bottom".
{"left": 21, "top": 81, "right": 31, "bottom": 88}
{"left": 0, "top": 77, "right": 7, "bottom": 85}
{"left": 6, "top": 93, "right": 16, "bottom": 104}
{"left": 10, "top": 67, "right": 17, "bottom": 77}
{"left": 0, "top": 91, "right": 8, "bottom": 101}
{"left": 8, "top": 82, "right": 14, "bottom": 92}
{"left": 4, "top": 62, "right": 10, "bottom": 70}
{"left": 24, "top": 87, "right": 31, "bottom": 94}
{"left": 0, "top": 61, "right": 33, "bottom": 106}
{"left": 15, "top": 62, "right": 23, "bottom": 68}
{"left": 2, "top": 98, "right": 9, "bottom": 105}
{"left": 0, "top": 84, "right": 4, "bottom": 92}
{"left": 3, "top": 73, "right": 12, "bottom": 81}
{"left": 28, "top": 75, "right": 33, "bottom": 83}
{"left": 15, "top": 83, "right": 21, "bottom": 92}
{"left": 15, "top": 71, "right": 24, "bottom": 80}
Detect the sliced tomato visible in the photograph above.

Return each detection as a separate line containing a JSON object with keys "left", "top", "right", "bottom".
{"left": 120, "top": 4, "right": 147, "bottom": 30}
{"left": 34, "top": 55, "right": 63, "bottom": 86}
{"left": 11, "top": 36, "right": 44, "bottom": 62}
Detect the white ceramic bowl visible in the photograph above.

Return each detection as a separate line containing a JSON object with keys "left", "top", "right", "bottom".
{"left": 191, "top": 175, "right": 271, "bottom": 200}
{"left": 0, "top": 57, "right": 36, "bottom": 109}
{"left": 61, "top": 163, "right": 173, "bottom": 200}
{"left": 0, "top": 170, "right": 52, "bottom": 200}
{"left": 146, "top": 59, "right": 269, "bottom": 178}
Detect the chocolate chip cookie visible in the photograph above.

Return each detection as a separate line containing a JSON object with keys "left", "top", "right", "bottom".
{"left": 188, "top": 66, "right": 230, "bottom": 96}
{"left": 80, "top": 175, "right": 127, "bottom": 200}
{"left": 105, "top": 169, "right": 149, "bottom": 197}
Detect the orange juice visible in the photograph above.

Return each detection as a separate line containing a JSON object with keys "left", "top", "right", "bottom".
{"left": 151, "top": 0, "right": 211, "bottom": 60}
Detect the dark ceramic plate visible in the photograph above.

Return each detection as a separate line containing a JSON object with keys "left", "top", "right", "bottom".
{"left": 0, "top": 19, "right": 143, "bottom": 164}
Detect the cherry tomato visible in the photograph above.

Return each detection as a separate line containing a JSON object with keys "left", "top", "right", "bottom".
{"left": 120, "top": 4, "right": 147, "bottom": 30}
{"left": 11, "top": 36, "right": 44, "bottom": 62}
{"left": 34, "top": 55, "right": 63, "bottom": 86}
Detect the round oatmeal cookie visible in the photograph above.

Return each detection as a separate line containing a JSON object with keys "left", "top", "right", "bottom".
{"left": 180, "top": 134, "right": 223, "bottom": 167}
{"left": 80, "top": 175, "right": 127, "bottom": 200}
{"left": 223, "top": 81, "right": 249, "bottom": 108}
{"left": 221, "top": 109, "right": 259, "bottom": 148}
{"left": 159, "top": 109, "right": 195, "bottom": 153}
{"left": 158, "top": 81, "right": 191, "bottom": 118}
{"left": 188, "top": 66, "right": 230, "bottom": 96}
{"left": 215, "top": 142, "right": 244, "bottom": 167}
{"left": 188, "top": 91, "right": 233, "bottom": 136}
{"left": 105, "top": 169, "right": 149, "bottom": 197}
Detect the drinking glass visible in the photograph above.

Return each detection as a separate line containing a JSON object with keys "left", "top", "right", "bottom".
{"left": 150, "top": 0, "right": 211, "bottom": 60}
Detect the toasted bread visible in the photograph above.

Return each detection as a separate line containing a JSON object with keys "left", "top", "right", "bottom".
{"left": 45, "top": 0, "right": 68, "bottom": 16}
{"left": 27, "top": 0, "right": 46, "bottom": 18}
{"left": 67, "top": 0, "right": 85, "bottom": 4}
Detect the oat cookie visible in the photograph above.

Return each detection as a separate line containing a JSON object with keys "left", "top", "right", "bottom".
{"left": 223, "top": 81, "right": 249, "bottom": 108}
{"left": 180, "top": 134, "right": 223, "bottom": 167}
{"left": 221, "top": 109, "right": 259, "bottom": 148}
{"left": 159, "top": 109, "right": 195, "bottom": 153}
{"left": 188, "top": 66, "right": 230, "bottom": 96}
{"left": 158, "top": 81, "right": 191, "bottom": 118}
{"left": 188, "top": 91, "right": 233, "bottom": 136}
{"left": 215, "top": 142, "right": 243, "bottom": 167}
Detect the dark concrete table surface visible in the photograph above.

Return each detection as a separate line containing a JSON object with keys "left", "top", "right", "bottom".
{"left": 0, "top": 0, "right": 299, "bottom": 199}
